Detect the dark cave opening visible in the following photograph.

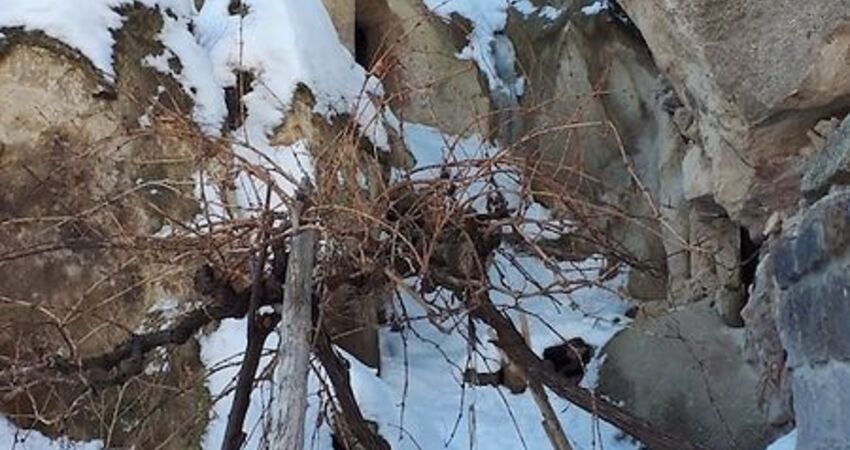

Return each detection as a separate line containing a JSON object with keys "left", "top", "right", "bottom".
{"left": 354, "top": 22, "right": 370, "bottom": 70}
{"left": 353, "top": 0, "right": 402, "bottom": 82}
{"left": 740, "top": 227, "right": 761, "bottom": 304}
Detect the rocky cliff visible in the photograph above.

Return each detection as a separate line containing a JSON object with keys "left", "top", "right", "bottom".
{"left": 1, "top": 0, "right": 849, "bottom": 449}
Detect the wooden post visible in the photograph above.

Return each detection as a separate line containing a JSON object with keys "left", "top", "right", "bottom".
{"left": 269, "top": 194, "right": 318, "bottom": 450}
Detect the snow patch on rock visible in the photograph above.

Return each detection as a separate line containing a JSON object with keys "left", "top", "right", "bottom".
{"left": 422, "top": 0, "right": 523, "bottom": 101}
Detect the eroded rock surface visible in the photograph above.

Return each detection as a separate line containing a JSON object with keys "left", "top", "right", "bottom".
{"left": 0, "top": 7, "right": 207, "bottom": 448}
{"left": 618, "top": 0, "right": 850, "bottom": 227}
{"left": 599, "top": 301, "right": 778, "bottom": 450}
{"left": 356, "top": 0, "right": 491, "bottom": 137}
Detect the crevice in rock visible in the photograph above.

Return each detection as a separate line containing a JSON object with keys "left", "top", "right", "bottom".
{"left": 353, "top": 0, "right": 398, "bottom": 75}
{"left": 603, "top": 0, "right": 648, "bottom": 49}
{"left": 354, "top": 0, "right": 404, "bottom": 108}
{"left": 740, "top": 226, "right": 761, "bottom": 309}
{"left": 354, "top": 21, "right": 370, "bottom": 69}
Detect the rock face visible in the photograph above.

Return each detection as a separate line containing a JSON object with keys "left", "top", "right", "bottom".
{"left": 355, "top": 0, "right": 491, "bottom": 137}
{"left": 771, "top": 190, "right": 850, "bottom": 449}
{"left": 323, "top": 0, "right": 356, "bottom": 51}
{"left": 502, "top": 9, "right": 778, "bottom": 445}
{"left": 507, "top": 3, "right": 850, "bottom": 447}
{"left": 801, "top": 115, "right": 850, "bottom": 200}
{"left": 741, "top": 252, "right": 794, "bottom": 429}
{"left": 599, "top": 301, "right": 776, "bottom": 450}
{"left": 4, "top": 0, "right": 850, "bottom": 448}
{"left": 508, "top": 10, "right": 686, "bottom": 301}
{"left": 507, "top": 7, "right": 748, "bottom": 317}
{"left": 619, "top": 0, "right": 850, "bottom": 227}
{"left": 0, "top": 8, "right": 209, "bottom": 448}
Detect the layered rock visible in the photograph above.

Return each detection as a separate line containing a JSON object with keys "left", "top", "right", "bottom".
{"left": 508, "top": 9, "right": 685, "bottom": 301}
{"left": 507, "top": 4, "right": 751, "bottom": 319}
{"left": 618, "top": 0, "right": 850, "bottom": 229}
{"left": 503, "top": 3, "right": 850, "bottom": 447}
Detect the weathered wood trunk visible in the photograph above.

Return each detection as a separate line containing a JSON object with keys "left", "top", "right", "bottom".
{"left": 269, "top": 204, "right": 318, "bottom": 450}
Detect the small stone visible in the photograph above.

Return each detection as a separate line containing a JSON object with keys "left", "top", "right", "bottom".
{"left": 682, "top": 144, "right": 713, "bottom": 202}
{"left": 762, "top": 211, "right": 782, "bottom": 237}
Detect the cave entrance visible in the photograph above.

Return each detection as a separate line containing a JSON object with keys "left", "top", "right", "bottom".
{"left": 355, "top": 22, "right": 370, "bottom": 69}
{"left": 354, "top": 0, "right": 401, "bottom": 85}
{"left": 739, "top": 226, "right": 761, "bottom": 308}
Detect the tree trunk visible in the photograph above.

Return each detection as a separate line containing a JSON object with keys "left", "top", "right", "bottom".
{"left": 269, "top": 202, "right": 318, "bottom": 450}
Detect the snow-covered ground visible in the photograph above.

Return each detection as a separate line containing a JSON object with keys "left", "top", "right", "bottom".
{"left": 332, "top": 252, "right": 635, "bottom": 450}
{"left": 200, "top": 318, "right": 279, "bottom": 450}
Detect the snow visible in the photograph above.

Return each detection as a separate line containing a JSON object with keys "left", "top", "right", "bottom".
{"left": 195, "top": 0, "right": 389, "bottom": 150}
{"left": 145, "top": 3, "right": 228, "bottom": 134}
{"left": 336, "top": 118, "right": 636, "bottom": 449}
{"left": 766, "top": 429, "right": 797, "bottom": 450}
{"left": 0, "top": 0, "right": 129, "bottom": 78}
{"left": 200, "top": 318, "right": 279, "bottom": 450}
{"left": 2, "top": 1, "right": 640, "bottom": 450}
{"left": 192, "top": 119, "right": 637, "bottom": 450}
{"left": 339, "top": 253, "right": 635, "bottom": 450}
{"left": 3, "top": 0, "right": 389, "bottom": 204}
{"left": 399, "top": 121, "right": 498, "bottom": 178}
{"left": 192, "top": 0, "right": 391, "bottom": 208}
{"left": 422, "top": 0, "right": 524, "bottom": 101}
{"left": 0, "top": 416, "right": 103, "bottom": 450}
{"left": 397, "top": 120, "right": 522, "bottom": 213}
{"left": 512, "top": 1, "right": 566, "bottom": 21}
{"left": 509, "top": 0, "right": 537, "bottom": 16}
{"left": 539, "top": 6, "right": 566, "bottom": 20}
{"left": 581, "top": 1, "right": 611, "bottom": 16}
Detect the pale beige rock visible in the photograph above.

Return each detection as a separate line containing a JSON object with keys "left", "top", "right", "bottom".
{"left": 323, "top": 0, "right": 355, "bottom": 52}
{"left": 508, "top": 12, "right": 689, "bottom": 301}
{"left": 0, "top": 8, "right": 208, "bottom": 447}
{"left": 682, "top": 144, "right": 713, "bottom": 202}
{"left": 619, "top": 0, "right": 850, "bottom": 226}
{"left": 357, "top": 0, "right": 491, "bottom": 137}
